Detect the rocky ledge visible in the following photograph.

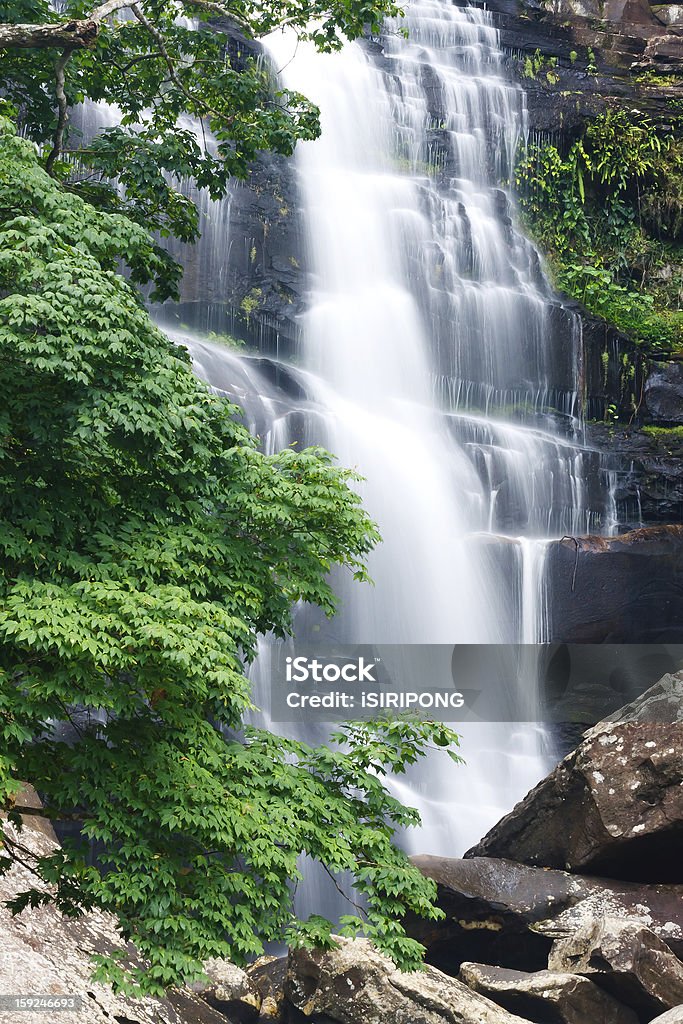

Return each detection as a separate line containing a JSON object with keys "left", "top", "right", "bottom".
{"left": 546, "top": 526, "right": 683, "bottom": 642}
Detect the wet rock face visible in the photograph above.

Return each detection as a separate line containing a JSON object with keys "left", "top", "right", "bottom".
{"left": 546, "top": 527, "right": 683, "bottom": 643}
{"left": 584, "top": 423, "right": 683, "bottom": 528}
{"left": 645, "top": 363, "right": 683, "bottom": 424}
{"left": 549, "top": 918, "right": 683, "bottom": 1019}
{"left": 169, "top": 149, "right": 306, "bottom": 359}
{"left": 285, "top": 938, "right": 531, "bottom": 1024}
{"left": 458, "top": 961, "right": 639, "bottom": 1024}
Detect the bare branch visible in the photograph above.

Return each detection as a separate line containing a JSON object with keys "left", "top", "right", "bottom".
{"left": 321, "top": 863, "right": 367, "bottom": 916}
{"left": 130, "top": 4, "right": 229, "bottom": 123}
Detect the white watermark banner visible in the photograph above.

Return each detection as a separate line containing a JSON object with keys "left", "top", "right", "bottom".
{"left": 263, "top": 643, "right": 683, "bottom": 723}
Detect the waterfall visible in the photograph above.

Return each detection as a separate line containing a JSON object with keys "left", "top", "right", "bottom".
{"left": 167, "top": 2, "right": 621, "bottom": 855}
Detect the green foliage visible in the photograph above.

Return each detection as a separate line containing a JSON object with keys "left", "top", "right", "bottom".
{"left": 0, "top": 0, "right": 404, "bottom": 291}
{"left": 582, "top": 109, "right": 662, "bottom": 190}
{"left": 240, "top": 286, "right": 263, "bottom": 321}
{"left": 640, "top": 137, "right": 683, "bottom": 240}
{"left": 0, "top": 119, "right": 459, "bottom": 992}
{"left": 635, "top": 69, "right": 683, "bottom": 88}
{"left": 206, "top": 329, "right": 246, "bottom": 349}
{"left": 642, "top": 424, "right": 683, "bottom": 439}
{"left": 522, "top": 48, "right": 558, "bottom": 83}
{"left": 515, "top": 109, "right": 683, "bottom": 357}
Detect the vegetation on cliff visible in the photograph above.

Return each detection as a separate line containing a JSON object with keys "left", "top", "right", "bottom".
{"left": 516, "top": 108, "right": 683, "bottom": 356}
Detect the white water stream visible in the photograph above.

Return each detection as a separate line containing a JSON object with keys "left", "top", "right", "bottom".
{"left": 252, "top": 3, "right": 560, "bottom": 853}
{"left": 176, "top": 0, "right": 619, "bottom": 862}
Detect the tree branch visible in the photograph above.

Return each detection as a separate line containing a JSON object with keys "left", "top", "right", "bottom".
{"left": 0, "top": 0, "right": 255, "bottom": 50}
{"left": 321, "top": 863, "right": 367, "bottom": 917}
{"left": 45, "top": 47, "right": 75, "bottom": 176}
{"left": 130, "top": 3, "right": 194, "bottom": 105}
{"left": 130, "top": 4, "right": 228, "bottom": 123}
{"left": 0, "top": 0, "right": 133, "bottom": 51}
{"left": 6, "top": 805, "right": 86, "bottom": 821}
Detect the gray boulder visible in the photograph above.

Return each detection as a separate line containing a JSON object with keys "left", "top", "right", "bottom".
{"left": 246, "top": 956, "right": 287, "bottom": 1020}
{"left": 649, "top": 1009, "right": 683, "bottom": 1024}
{"left": 404, "top": 856, "right": 683, "bottom": 975}
{"left": 466, "top": 674, "right": 683, "bottom": 882}
{"left": 285, "top": 937, "right": 532, "bottom": 1024}
{"left": 195, "top": 959, "right": 261, "bottom": 1021}
{"left": 599, "top": 671, "right": 683, "bottom": 724}
{"left": 0, "top": 786, "right": 236, "bottom": 1024}
{"left": 549, "top": 918, "right": 683, "bottom": 1019}
{"left": 459, "top": 961, "right": 639, "bottom": 1024}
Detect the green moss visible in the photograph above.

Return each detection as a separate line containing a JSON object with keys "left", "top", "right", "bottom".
{"left": 206, "top": 330, "right": 245, "bottom": 349}
{"left": 240, "top": 286, "right": 262, "bottom": 321}
{"left": 635, "top": 70, "right": 683, "bottom": 88}
{"left": 642, "top": 425, "right": 683, "bottom": 441}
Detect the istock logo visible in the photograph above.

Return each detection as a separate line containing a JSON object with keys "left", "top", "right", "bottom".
{"left": 285, "top": 656, "right": 377, "bottom": 683}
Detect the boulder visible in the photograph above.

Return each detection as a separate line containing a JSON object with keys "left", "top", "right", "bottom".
{"left": 649, "top": 1009, "right": 683, "bottom": 1023}
{"left": 0, "top": 786, "right": 233, "bottom": 1024}
{"left": 196, "top": 959, "right": 261, "bottom": 1021}
{"left": 653, "top": 5, "right": 683, "bottom": 25}
{"left": 537, "top": 647, "right": 683, "bottom": 749}
{"left": 604, "top": 671, "right": 683, "bottom": 724}
{"left": 285, "top": 937, "right": 532, "bottom": 1024}
{"left": 466, "top": 674, "right": 683, "bottom": 882}
{"left": 458, "top": 961, "right": 639, "bottom": 1024}
{"left": 246, "top": 956, "right": 288, "bottom": 1020}
{"left": 549, "top": 918, "right": 683, "bottom": 1019}
{"left": 403, "top": 856, "right": 683, "bottom": 975}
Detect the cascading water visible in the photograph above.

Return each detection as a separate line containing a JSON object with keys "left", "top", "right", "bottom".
{"left": 265, "top": 1, "right": 592, "bottom": 643}
{"left": 249, "top": 1, "right": 571, "bottom": 850}
{"left": 170, "top": 2, "right": 622, "bottom": 855}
